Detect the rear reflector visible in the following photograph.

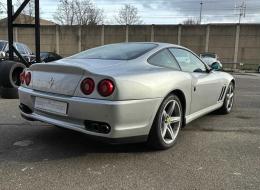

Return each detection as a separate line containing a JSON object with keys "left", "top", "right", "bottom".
{"left": 25, "top": 72, "right": 31, "bottom": 86}
{"left": 98, "top": 79, "right": 115, "bottom": 97}
{"left": 20, "top": 71, "right": 25, "bottom": 84}
{"left": 81, "top": 78, "right": 95, "bottom": 95}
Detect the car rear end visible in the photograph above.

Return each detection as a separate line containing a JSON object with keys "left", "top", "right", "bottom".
{"left": 18, "top": 63, "right": 162, "bottom": 143}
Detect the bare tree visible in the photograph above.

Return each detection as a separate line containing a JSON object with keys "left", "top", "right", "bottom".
{"left": 0, "top": 0, "right": 34, "bottom": 23}
{"left": 183, "top": 18, "right": 199, "bottom": 25}
{"left": 53, "top": 0, "right": 104, "bottom": 25}
{"left": 0, "top": 1, "right": 6, "bottom": 15}
{"left": 15, "top": 0, "right": 35, "bottom": 24}
{"left": 115, "top": 4, "right": 142, "bottom": 25}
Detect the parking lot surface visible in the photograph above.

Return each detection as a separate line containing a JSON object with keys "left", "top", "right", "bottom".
{"left": 0, "top": 74, "right": 259, "bottom": 190}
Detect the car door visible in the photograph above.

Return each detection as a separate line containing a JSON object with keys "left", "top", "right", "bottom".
{"left": 169, "top": 48, "right": 224, "bottom": 114}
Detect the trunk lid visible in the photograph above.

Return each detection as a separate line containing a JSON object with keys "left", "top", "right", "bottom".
{"left": 30, "top": 64, "right": 85, "bottom": 96}
{"left": 28, "top": 58, "right": 153, "bottom": 96}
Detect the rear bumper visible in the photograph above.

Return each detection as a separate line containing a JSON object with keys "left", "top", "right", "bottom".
{"left": 18, "top": 87, "right": 162, "bottom": 143}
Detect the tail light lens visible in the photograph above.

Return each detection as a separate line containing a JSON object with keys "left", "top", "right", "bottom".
{"left": 20, "top": 71, "right": 25, "bottom": 84}
{"left": 25, "top": 72, "right": 31, "bottom": 86}
{"left": 81, "top": 78, "right": 95, "bottom": 95}
{"left": 98, "top": 79, "right": 115, "bottom": 97}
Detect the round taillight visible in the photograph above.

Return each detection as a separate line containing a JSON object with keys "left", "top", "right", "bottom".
{"left": 81, "top": 78, "right": 95, "bottom": 95}
{"left": 20, "top": 71, "right": 25, "bottom": 84}
{"left": 98, "top": 79, "right": 115, "bottom": 97}
{"left": 25, "top": 72, "right": 31, "bottom": 86}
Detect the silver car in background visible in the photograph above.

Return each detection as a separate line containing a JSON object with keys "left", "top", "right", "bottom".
{"left": 19, "top": 43, "right": 235, "bottom": 150}
{"left": 200, "top": 52, "right": 223, "bottom": 71}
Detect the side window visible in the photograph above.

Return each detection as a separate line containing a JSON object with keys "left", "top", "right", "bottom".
{"left": 16, "top": 43, "right": 27, "bottom": 54}
{"left": 49, "top": 53, "right": 55, "bottom": 58}
{"left": 4, "top": 43, "right": 9, "bottom": 52}
{"left": 22, "top": 44, "right": 32, "bottom": 55}
{"left": 169, "top": 48, "right": 207, "bottom": 73}
{"left": 148, "top": 49, "right": 180, "bottom": 70}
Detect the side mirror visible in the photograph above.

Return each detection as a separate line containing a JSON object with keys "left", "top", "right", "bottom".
{"left": 211, "top": 62, "right": 223, "bottom": 71}
{"left": 0, "top": 51, "right": 6, "bottom": 59}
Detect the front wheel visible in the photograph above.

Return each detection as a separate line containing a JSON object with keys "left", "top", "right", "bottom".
{"left": 147, "top": 94, "right": 183, "bottom": 150}
{"left": 218, "top": 82, "right": 235, "bottom": 114}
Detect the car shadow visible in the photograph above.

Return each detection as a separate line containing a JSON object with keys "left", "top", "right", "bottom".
{"left": 0, "top": 124, "right": 157, "bottom": 163}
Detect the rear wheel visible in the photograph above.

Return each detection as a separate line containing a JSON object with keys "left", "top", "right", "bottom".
{"left": 218, "top": 82, "right": 234, "bottom": 114}
{"left": 147, "top": 94, "right": 183, "bottom": 150}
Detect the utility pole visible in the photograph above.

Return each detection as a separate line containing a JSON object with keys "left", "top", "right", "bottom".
{"left": 199, "top": 1, "right": 203, "bottom": 24}
{"left": 235, "top": 0, "right": 246, "bottom": 24}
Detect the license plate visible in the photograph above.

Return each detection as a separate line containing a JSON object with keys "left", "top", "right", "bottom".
{"left": 35, "top": 97, "right": 68, "bottom": 115}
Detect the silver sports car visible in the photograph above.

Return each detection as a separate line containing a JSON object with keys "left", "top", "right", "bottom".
{"left": 19, "top": 43, "right": 235, "bottom": 149}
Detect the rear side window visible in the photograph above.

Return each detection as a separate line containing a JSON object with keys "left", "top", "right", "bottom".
{"left": 69, "top": 43, "right": 158, "bottom": 60}
{"left": 148, "top": 49, "right": 180, "bottom": 70}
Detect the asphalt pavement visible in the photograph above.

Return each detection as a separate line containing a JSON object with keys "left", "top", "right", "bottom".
{"left": 0, "top": 74, "right": 259, "bottom": 190}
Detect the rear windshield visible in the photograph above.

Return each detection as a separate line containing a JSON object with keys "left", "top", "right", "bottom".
{"left": 69, "top": 43, "right": 158, "bottom": 60}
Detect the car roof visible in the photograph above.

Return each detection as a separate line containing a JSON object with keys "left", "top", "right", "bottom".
{"left": 115, "top": 42, "right": 182, "bottom": 48}
{"left": 41, "top": 52, "right": 53, "bottom": 53}
{"left": 0, "top": 40, "right": 27, "bottom": 46}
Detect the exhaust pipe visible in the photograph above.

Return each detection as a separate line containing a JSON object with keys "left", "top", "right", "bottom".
{"left": 84, "top": 120, "right": 111, "bottom": 134}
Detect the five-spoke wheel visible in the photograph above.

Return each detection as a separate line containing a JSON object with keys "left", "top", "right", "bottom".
{"left": 148, "top": 94, "right": 183, "bottom": 150}
{"left": 225, "top": 84, "right": 234, "bottom": 112}
{"left": 218, "top": 82, "right": 235, "bottom": 114}
{"left": 160, "top": 100, "right": 182, "bottom": 145}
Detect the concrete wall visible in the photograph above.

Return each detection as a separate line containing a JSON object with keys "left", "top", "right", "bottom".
{"left": 0, "top": 24, "right": 259, "bottom": 70}
{"left": 238, "top": 25, "right": 260, "bottom": 69}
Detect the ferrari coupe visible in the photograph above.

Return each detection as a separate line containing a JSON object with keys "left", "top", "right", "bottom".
{"left": 18, "top": 43, "right": 235, "bottom": 149}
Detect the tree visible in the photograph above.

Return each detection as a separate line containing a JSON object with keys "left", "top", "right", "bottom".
{"left": 115, "top": 4, "right": 142, "bottom": 25}
{"left": 53, "top": 0, "right": 104, "bottom": 25}
{"left": 16, "top": 0, "right": 35, "bottom": 24}
{"left": 183, "top": 18, "right": 199, "bottom": 25}
{"left": 0, "top": 1, "right": 6, "bottom": 15}
{"left": 0, "top": 1, "right": 34, "bottom": 22}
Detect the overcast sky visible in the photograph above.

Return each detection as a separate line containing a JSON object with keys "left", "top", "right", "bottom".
{"left": 1, "top": 0, "right": 260, "bottom": 24}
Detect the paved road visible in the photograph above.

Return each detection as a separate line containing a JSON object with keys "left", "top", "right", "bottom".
{"left": 0, "top": 74, "right": 259, "bottom": 190}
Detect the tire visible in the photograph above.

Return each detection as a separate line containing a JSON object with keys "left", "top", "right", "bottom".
{"left": 258, "top": 66, "right": 260, "bottom": 73}
{"left": 0, "top": 61, "right": 26, "bottom": 88}
{"left": 147, "top": 94, "right": 183, "bottom": 150}
{"left": 217, "top": 82, "right": 235, "bottom": 114}
{"left": 0, "top": 87, "right": 18, "bottom": 99}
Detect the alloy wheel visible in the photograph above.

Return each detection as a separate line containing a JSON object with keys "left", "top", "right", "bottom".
{"left": 226, "top": 84, "right": 234, "bottom": 112}
{"left": 160, "top": 100, "right": 182, "bottom": 144}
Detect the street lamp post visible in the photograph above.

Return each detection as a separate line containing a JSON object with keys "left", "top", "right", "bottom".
{"left": 199, "top": 1, "right": 203, "bottom": 24}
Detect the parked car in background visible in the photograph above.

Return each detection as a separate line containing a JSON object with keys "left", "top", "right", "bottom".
{"left": 0, "top": 40, "right": 35, "bottom": 63}
{"left": 0, "top": 40, "right": 62, "bottom": 94}
{"left": 40, "top": 52, "right": 62, "bottom": 63}
{"left": 200, "top": 52, "right": 223, "bottom": 71}
{"left": 19, "top": 42, "right": 235, "bottom": 150}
